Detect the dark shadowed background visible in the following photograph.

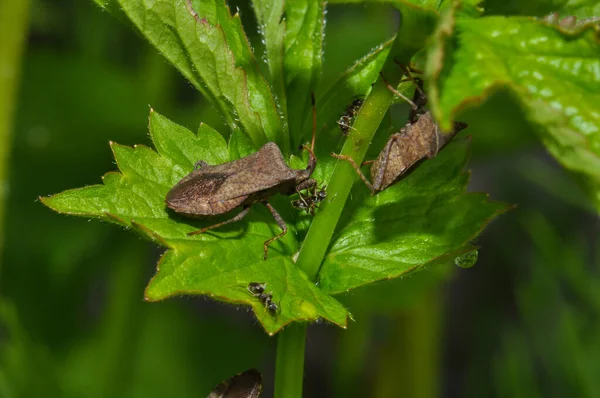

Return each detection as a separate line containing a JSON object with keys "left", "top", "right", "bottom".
{"left": 1, "top": 1, "right": 598, "bottom": 397}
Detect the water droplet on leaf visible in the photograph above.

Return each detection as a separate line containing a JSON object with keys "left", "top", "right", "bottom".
{"left": 455, "top": 250, "right": 478, "bottom": 268}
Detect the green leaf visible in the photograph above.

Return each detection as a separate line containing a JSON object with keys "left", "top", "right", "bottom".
{"left": 150, "top": 109, "right": 228, "bottom": 168}
{"left": 115, "top": 0, "right": 282, "bottom": 148}
{"left": 228, "top": 128, "right": 258, "bottom": 160}
{"left": 558, "top": 1, "right": 600, "bottom": 18}
{"left": 318, "top": 138, "right": 510, "bottom": 294}
{"left": 145, "top": 251, "right": 348, "bottom": 335}
{"left": 284, "top": 0, "right": 326, "bottom": 148}
{"left": 328, "top": 0, "right": 438, "bottom": 7}
{"left": 484, "top": 0, "right": 600, "bottom": 18}
{"left": 426, "top": 10, "right": 600, "bottom": 211}
{"left": 317, "top": 38, "right": 394, "bottom": 140}
{"left": 41, "top": 110, "right": 349, "bottom": 335}
{"left": 252, "top": 0, "right": 288, "bottom": 145}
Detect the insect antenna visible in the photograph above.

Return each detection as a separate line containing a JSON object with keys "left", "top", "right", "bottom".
{"left": 310, "top": 92, "right": 316, "bottom": 152}
{"left": 299, "top": 92, "right": 317, "bottom": 173}
{"left": 379, "top": 72, "right": 418, "bottom": 110}
{"left": 394, "top": 60, "right": 426, "bottom": 98}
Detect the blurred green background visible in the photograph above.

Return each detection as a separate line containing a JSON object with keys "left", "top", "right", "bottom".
{"left": 1, "top": 1, "right": 598, "bottom": 397}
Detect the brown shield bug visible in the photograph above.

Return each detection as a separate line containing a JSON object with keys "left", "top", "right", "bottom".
{"left": 332, "top": 66, "right": 467, "bottom": 194}
{"left": 166, "top": 95, "right": 319, "bottom": 260}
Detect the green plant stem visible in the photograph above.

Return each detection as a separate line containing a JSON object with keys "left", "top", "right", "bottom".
{"left": 273, "top": 10, "right": 429, "bottom": 397}
{"left": 0, "top": 0, "right": 31, "bottom": 272}
{"left": 296, "top": 24, "right": 422, "bottom": 281}
{"left": 274, "top": 323, "right": 308, "bottom": 398}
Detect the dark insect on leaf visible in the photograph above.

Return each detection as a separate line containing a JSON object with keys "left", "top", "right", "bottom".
{"left": 337, "top": 97, "right": 364, "bottom": 136}
{"left": 332, "top": 65, "right": 468, "bottom": 194}
{"left": 166, "top": 94, "right": 320, "bottom": 260}
{"left": 247, "top": 282, "right": 266, "bottom": 295}
{"left": 266, "top": 301, "right": 279, "bottom": 316}
{"left": 291, "top": 185, "right": 327, "bottom": 215}
{"left": 247, "top": 282, "right": 279, "bottom": 317}
{"left": 259, "top": 292, "right": 279, "bottom": 317}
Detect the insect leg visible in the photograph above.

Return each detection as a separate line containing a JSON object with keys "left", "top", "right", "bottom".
{"left": 261, "top": 202, "right": 288, "bottom": 260}
{"left": 295, "top": 178, "right": 316, "bottom": 192}
{"left": 294, "top": 187, "right": 311, "bottom": 209}
{"left": 379, "top": 72, "right": 418, "bottom": 110}
{"left": 331, "top": 153, "right": 376, "bottom": 192}
{"left": 310, "top": 92, "right": 316, "bottom": 152}
{"left": 187, "top": 206, "right": 251, "bottom": 236}
{"left": 336, "top": 120, "right": 359, "bottom": 135}
{"left": 432, "top": 124, "right": 440, "bottom": 157}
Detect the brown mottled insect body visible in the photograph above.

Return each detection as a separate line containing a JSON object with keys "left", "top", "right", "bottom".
{"left": 368, "top": 112, "right": 467, "bottom": 191}
{"left": 332, "top": 67, "right": 467, "bottom": 194}
{"left": 167, "top": 94, "right": 319, "bottom": 260}
{"left": 166, "top": 143, "right": 316, "bottom": 260}
{"left": 166, "top": 143, "right": 315, "bottom": 217}
{"left": 165, "top": 94, "right": 317, "bottom": 260}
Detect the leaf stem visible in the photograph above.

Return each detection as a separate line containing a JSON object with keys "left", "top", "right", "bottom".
{"left": 273, "top": 10, "right": 429, "bottom": 398}
{"left": 296, "top": 29, "right": 420, "bottom": 281}
{"left": 0, "top": 0, "right": 31, "bottom": 271}
{"left": 274, "top": 323, "right": 307, "bottom": 398}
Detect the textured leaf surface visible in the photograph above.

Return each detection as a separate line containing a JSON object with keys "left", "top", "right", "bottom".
{"left": 426, "top": 11, "right": 600, "bottom": 210}
{"left": 116, "top": 0, "right": 282, "bottom": 147}
{"left": 317, "top": 38, "right": 393, "bottom": 139}
{"left": 328, "top": 0, "right": 438, "bottom": 8}
{"left": 41, "top": 110, "right": 349, "bottom": 334}
{"left": 484, "top": 0, "right": 600, "bottom": 18}
{"left": 285, "top": 0, "right": 326, "bottom": 147}
{"left": 252, "top": 0, "right": 288, "bottom": 146}
{"left": 318, "top": 138, "right": 509, "bottom": 294}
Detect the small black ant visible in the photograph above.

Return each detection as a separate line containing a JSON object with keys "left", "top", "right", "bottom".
{"left": 292, "top": 185, "right": 327, "bottom": 215}
{"left": 247, "top": 282, "right": 279, "bottom": 317}
{"left": 337, "top": 97, "right": 364, "bottom": 136}
{"left": 247, "top": 282, "right": 266, "bottom": 295}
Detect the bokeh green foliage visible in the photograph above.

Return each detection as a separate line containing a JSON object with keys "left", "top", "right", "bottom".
{"left": 1, "top": 0, "right": 600, "bottom": 397}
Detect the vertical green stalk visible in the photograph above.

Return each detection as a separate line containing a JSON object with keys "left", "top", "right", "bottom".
{"left": 274, "top": 323, "right": 308, "bottom": 398}
{"left": 273, "top": 9, "right": 430, "bottom": 397}
{"left": 0, "top": 0, "right": 31, "bottom": 271}
{"left": 295, "top": 11, "right": 425, "bottom": 281}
